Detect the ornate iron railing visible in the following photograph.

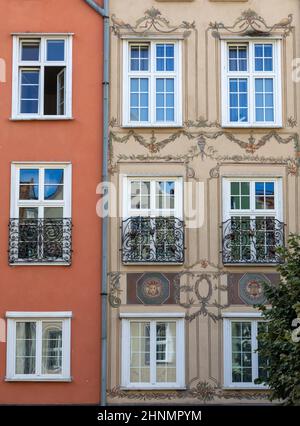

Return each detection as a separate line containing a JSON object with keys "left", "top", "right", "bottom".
{"left": 9, "top": 218, "right": 72, "bottom": 264}
{"left": 222, "top": 217, "right": 285, "bottom": 264}
{"left": 122, "top": 216, "right": 184, "bottom": 263}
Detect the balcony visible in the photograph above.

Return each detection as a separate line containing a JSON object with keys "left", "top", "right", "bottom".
{"left": 222, "top": 217, "right": 285, "bottom": 264}
{"left": 122, "top": 216, "right": 184, "bottom": 264}
{"left": 9, "top": 218, "right": 72, "bottom": 265}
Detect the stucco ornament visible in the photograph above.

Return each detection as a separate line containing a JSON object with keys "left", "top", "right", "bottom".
{"left": 111, "top": 7, "right": 195, "bottom": 38}
{"left": 108, "top": 272, "right": 122, "bottom": 308}
{"left": 209, "top": 9, "right": 293, "bottom": 38}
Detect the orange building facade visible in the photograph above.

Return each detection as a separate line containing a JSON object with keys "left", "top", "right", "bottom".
{"left": 0, "top": 0, "right": 103, "bottom": 404}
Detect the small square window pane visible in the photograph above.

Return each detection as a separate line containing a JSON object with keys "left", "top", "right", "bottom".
{"left": 140, "top": 79, "right": 148, "bottom": 92}
{"left": 239, "top": 94, "right": 247, "bottom": 107}
{"left": 266, "top": 182, "right": 274, "bottom": 195}
{"left": 241, "top": 182, "right": 250, "bottom": 195}
{"left": 166, "top": 79, "right": 174, "bottom": 92}
{"left": 21, "top": 100, "right": 39, "bottom": 114}
{"left": 141, "top": 181, "right": 150, "bottom": 196}
{"left": 166, "top": 45, "right": 174, "bottom": 57}
{"left": 140, "top": 59, "right": 148, "bottom": 71}
{"left": 130, "top": 93, "right": 139, "bottom": 107}
{"left": 255, "top": 94, "right": 264, "bottom": 107}
{"left": 239, "top": 109, "right": 248, "bottom": 122}
{"left": 156, "top": 45, "right": 164, "bottom": 57}
{"left": 156, "top": 108, "right": 164, "bottom": 121}
{"left": 230, "top": 80, "right": 238, "bottom": 92}
{"left": 44, "top": 207, "right": 64, "bottom": 218}
{"left": 265, "top": 109, "right": 274, "bottom": 121}
{"left": 232, "top": 322, "right": 242, "bottom": 336}
{"left": 255, "top": 45, "right": 263, "bottom": 57}
{"left": 131, "top": 47, "right": 139, "bottom": 58}
{"left": 255, "top": 58, "right": 264, "bottom": 71}
{"left": 229, "top": 48, "right": 238, "bottom": 59}
{"left": 256, "top": 108, "right": 264, "bottom": 122}
{"left": 45, "top": 169, "right": 64, "bottom": 185}
{"left": 264, "top": 45, "right": 273, "bottom": 57}
{"left": 231, "top": 182, "right": 240, "bottom": 195}
{"left": 264, "top": 59, "right": 273, "bottom": 71}
{"left": 19, "top": 185, "right": 39, "bottom": 200}
{"left": 140, "top": 94, "right": 148, "bottom": 107}
{"left": 20, "top": 169, "right": 39, "bottom": 185}
{"left": 157, "top": 58, "right": 164, "bottom": 71}
{"left": 21, "top": 42, "right": 40, "bottom": 61}
{"left": 166, "top": 108, "right": 174, "bottom": 121}
{"left": 21, "top": 85, "right": 39, "bottom": 100}
{"left": 47, "top": 40, "right": 65, "bottom": 61}
{"left": 140, "top": 108, "right": 148, "bottom": 121}
{"left": 130, "top": 59, "right": 139, "bottom": 71}
{"left": 239, "top": 80, "right": 247, "bottom": 92}
{"left": 140, "top": 47, "right": 149, "bottom": 59}
{"left": 240, "top": 60, "right": 247, "bottom": 71}
{"left": 166, "top": 59, "right": 174, "bottom": 71}
{"left": 141, "top": 196, "right": 150, "bottom": 209}
{"left": 156, "top": 94, "right": 164, "bottom": 107}
{"left": 265, "top": 94, "right": 274, "bottom": 107}
{"left": 265, "top": 197, "right": 275, "bottom": 209}
{"left": 44, "top": 185, "right": 64, "bottom": 200}
{"left": 230, "top": 94, "right": 238, "bottom": 107}
{"left": 231, "top": 196, "right": 240, "bottom": 209}
{"left": 241, "top": 196, "right": 250, "bottom": 209}
{"left": 256, "top": 196, "right": 265, "bottom": 209}
{"left": 265, "top": 79, "right": 273, "bottom": 92}
{"left": 19, "top": 207, "right": 38, "bottom": 219}
{"left": 21, "top": 71, "right": 39, "bottom": 85}
{"left": 255, "top": 79, "right": 263, "bottom": 92}
{"left": 229, "top": 60, "right": 238, "bottom": 72}
{"left": 130, "top": 108, "right": 139, "bottom": 121}
{"left": 230, "top": 109, "right": 238, "bottom": 122}
{"left": 239, "top": 48, "right": 247, "bottom": 59}
{"left": 255, "top": 182, "right": 265, "bottom": 195}
{"left": 166, "top": 94, "right": 174, "bottom": 107}
{"left": 156, "top": 79, "right": 164, "bottom": 92}
{"left": 130, "top": 79, "right": 139, "bottom": 92}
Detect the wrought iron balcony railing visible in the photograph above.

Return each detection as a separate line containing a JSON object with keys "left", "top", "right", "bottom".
{"left": 9, "top": 218, "right": 72, "bottom": 264}
{"left": 222, "top": 217, "right": 285, "bottom": 264}
{"left": 122, "top": 216, "right": 184, "bottom": 263}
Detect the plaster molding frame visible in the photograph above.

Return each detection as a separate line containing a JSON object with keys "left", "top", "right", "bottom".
{"left": 111, "top": 7, "right": 196, "bottom": 39}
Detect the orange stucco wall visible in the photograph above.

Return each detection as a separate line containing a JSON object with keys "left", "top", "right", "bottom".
{"left": 0, "top": 0, "right": 103, "bottom": 404}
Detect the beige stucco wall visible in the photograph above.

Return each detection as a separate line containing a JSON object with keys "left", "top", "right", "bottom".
{"left": 107, "top": 0, "right": 300, "bottom": 405}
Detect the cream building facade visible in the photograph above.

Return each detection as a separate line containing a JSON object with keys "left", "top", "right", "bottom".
{"left": 107, "top": 0, "right": 300, "bottom": 404}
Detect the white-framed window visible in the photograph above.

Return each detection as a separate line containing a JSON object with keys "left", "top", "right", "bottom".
{"left": 9, "top": 163, "right": 72, "bottom": 264}
{"left": 223, "top": 315, "right": 269, "bottom": 388}
{"left": 12, "top": 35, "right": 73, "bottom": 119}
{"left": 121, "top": 314, "right": 185, "bottom": 389}
{"left": 123, "top": 177, "right": 183, "bottom": 219}
{"left": 121, "top": 177, "right": 184, "bottom": 263}
{"left": 6, "top": 312, "right": 72, "bottom": 381}
{"left": 123, "top": 41, "right": 182, "bottom": 127}
{"left": 221, "top": 40, "right": 282, "bottom": 127}
{"left": 222, "top": 178, "right": 283, "bottom": 263}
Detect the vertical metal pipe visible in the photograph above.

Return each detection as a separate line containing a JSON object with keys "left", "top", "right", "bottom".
{"left": 84, "top": 0, "right": 109, "bottom": 406}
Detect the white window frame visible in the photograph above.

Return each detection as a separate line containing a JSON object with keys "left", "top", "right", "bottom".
{"left": 221, "top": 39, "right": 282, "bottom": 128}
{"left": 121, "top": 314, "right": 185, "bottom": 389}
{"left": 6, "top": 312, "right": 72, "bottom": 382}
{"left": 122, "top": 40, "right": 182, "bottom": 127}
{"left": 10, "top": 162, "right": 72, "bottom": 265}
{"left": 123, "top": 176, "right": 183, "bottom": 219}
{"left": 10, "top": 162, "right": 72, "bottom": 219}
{"left": 223, "top": 313, "right": 268, "bottom": 389}
{"left": 222, "top": 177, "right": 283, "bottom": 222}
{"left": 12, "top": 34, "right": 73, "bottom": 120}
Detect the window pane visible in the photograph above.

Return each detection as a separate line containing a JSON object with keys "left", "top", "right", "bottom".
{"left": 130, "top": 322, "right": 150, "bottom": 383}
{"left": 156, "top": 44, "right": 174, "bottom": 72}
{"left": 42, "top": 322, "right": 63, "bottom": 374}
{"left": 229, "top": 46, "right": 248, "bottom": 72}
{"left": 20, "top": 71, "right": 39, "bottom": 114}
{"left": 255, "top": 44, "right": 273, "bottom": 72}
{"left": 16, "top": 322, "right": 36, "bottom": 374}
{"left": 130, "top": 78, "right": 149, "bottom": 122}
{"left": 44, "top": 207, "right": 64, "bottom": 218}
{"left": 255, "top": 78, "right": 274, "bottom": 122}
{"left": 156, "top": 322, "right": 176, "bottom": 383}
{"left": 130, "top": 45, "right": 149, "bottom": 71}
{"left": 19, "top": 169, "right": 39, "bottom": 200}
{"left": 44, "top": 169, "right": 64, "bottom": 200}
{"left": 231, "top": 321, "right": 252, "bottom": 383}
{"left": 47, "top": 40, "right": 65, "bottom": 61}
{"left": 229, "top": 79, "right": 248, "bottom": 122}
{"left": 156, "top": 78, "right": 175, "bottom": 122}
{"left": 21, "top": 42, "right": 40, "bottom": 61}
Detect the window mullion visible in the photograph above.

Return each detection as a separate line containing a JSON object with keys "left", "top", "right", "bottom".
{"left": 40, "top": 40, "right": 45, "bottom": 116}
